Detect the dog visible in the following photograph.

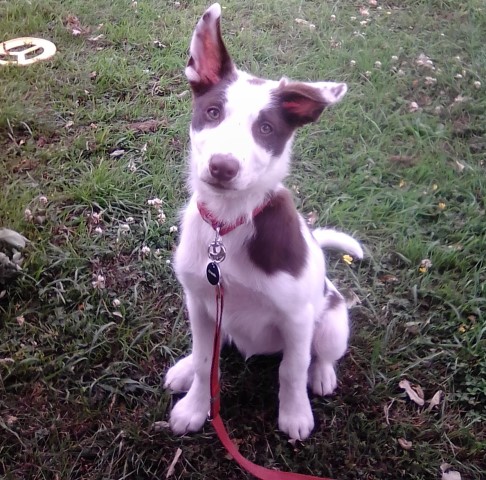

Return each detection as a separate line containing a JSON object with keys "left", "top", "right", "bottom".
{"left": 164, "top": 3, "right": 363, "bottom": 440}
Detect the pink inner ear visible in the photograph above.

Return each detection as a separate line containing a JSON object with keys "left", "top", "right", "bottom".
{"left": 196, "top": 30, "right": 223, "bottom": 85}
{"left": 282, "top": 100, "right": 312, "bottom": 117}
{"left": 282, "top": 97, "right": 325, "bottom": 123}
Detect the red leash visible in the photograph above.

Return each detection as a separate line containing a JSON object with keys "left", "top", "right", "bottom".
{"left": 208, "top": 284, "right": 336, "bottom": 480}
{"left": 200, "top": 207, "right": 336, "bottom": 479}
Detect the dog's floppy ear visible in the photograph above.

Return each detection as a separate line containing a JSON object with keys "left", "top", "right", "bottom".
{"left": 185, "top": 3, "right": 235, "bottom": 95}
{"left": 276, "top": 80, "right": 347, "bottom": 127}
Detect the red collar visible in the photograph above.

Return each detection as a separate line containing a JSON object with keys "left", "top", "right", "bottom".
{"left": 197, "top": 198, "right": 270, "bottom": 235}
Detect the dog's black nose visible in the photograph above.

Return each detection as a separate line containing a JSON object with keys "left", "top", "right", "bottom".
{"left": 209, "top": 154, "right": 240, "bottom": 182}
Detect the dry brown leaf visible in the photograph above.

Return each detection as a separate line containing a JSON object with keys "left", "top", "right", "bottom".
{"left": 306, "top": 211, "right": 318, "bottom": 226}
{"left": 64, "top": 14, "right": 90, "bottom": 36}
{"left": 88, "top": 34, "right": 104, "bottom": 42}
{"left": 388, "top": 155, "right": 417, "bottom": 167}
{"left": 399, "top": 379, "right": 425, "bottom": 406}
{"left": 397, "top": 438, "right": 413, "bottom": 450}
{"left": 128, "top": 119, "right": 166, "bottom": 133}
{"left": 345, "top": 290, "right": 361, "bottom": 308}
{"left": 384, "top": 398, "right": 395, "bottom": 425}
{"left": 454, "top": 160, "right": 466, "bottom": 172}
{"left": 166, "top": 448, "right": 182, "bottom": 478}
{"left": 378, "top": 274, "right": 399, "bottom": 284}
{"left": 5, "top": 415, "right": 18, "bottom": 426}
{"left": 440, "top": 463, "right": 461, "bottom": 480}
{"left": 295, "top": 18, "right": 316, "bottom": 29}
{"left": 152, "top": 420, "right": 170, "bottom": 431}
{"left": 427, "top": 390, "right": 443, "bottom": 411}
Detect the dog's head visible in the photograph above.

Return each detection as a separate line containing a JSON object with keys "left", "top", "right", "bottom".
{"left": 186, "top": 3, "right": 347, "bottom": 197}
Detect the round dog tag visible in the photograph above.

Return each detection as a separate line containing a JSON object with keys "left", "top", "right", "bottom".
{"left": 206, "top": 262, "right": 221, "bottom": 285}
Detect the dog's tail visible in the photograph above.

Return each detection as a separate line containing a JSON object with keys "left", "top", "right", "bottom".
{"left": 312, "top": 228, "right": 364, "bottom": 259}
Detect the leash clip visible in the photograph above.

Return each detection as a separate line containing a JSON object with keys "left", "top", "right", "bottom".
{"left": 208, "top": 226, "right": 226, "bottom": 263}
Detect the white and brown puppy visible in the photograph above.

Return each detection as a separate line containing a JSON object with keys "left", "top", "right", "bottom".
{"left": 165, "top": 3, "right": 363, "bottom": 440}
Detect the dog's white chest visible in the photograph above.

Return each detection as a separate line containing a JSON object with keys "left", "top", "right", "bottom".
{"left": 175, "top": 245, "right": 287, "bottom": 357}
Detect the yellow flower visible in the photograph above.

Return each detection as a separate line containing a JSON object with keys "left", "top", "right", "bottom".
{"left": 342, "top": 254, "right": 353, "bottom": 265}
{"left": 438, "top": 202, "right": 446, "bottom": 210}
{"left": 418, "top": 258, "right": 432, "bottom": 273}
{"left": 432, "top": 184, "right": 438, "bottom": 191}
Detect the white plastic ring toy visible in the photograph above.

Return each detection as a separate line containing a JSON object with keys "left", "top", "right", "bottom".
{"left": 0, "top": 37, "right": 57, "bottom": 66}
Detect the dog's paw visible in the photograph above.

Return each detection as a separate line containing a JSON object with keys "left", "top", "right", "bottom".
{"left": 308, "top": 362, "right": 337, "bottom": 396}
{"left": 169, "top": 393, "right": 208, "bottom": 435}
{"left": 164, "top": 355, "right": 195, "bottom": 393}
{"left": 278, "top": 399, "right": 314, "bottom": 440}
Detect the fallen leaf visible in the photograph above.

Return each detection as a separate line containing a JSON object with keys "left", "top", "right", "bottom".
{"left": 415, "top": 53, "right": 435, "bottom": 70}
{"left": 152, "top": 420, "right": 170, "bottom": 431}
{"left": 88, "top": 34, "right": 104, "bottom": 42}
{"left": 306, "top": 211, "right": 318, "bottom": 226}
{"left": 345, "top": 290, "right": 361, "bottom": 308}
{"left": 399, "top": 379, "right": 425, "bottom": 406}
{"left": 389, "top": 155, "right": 417, "bottom": 167}
{"left": 397, "top": 438, "right": 413, "bottom": 450}
{"left": 408, "top": 101, "right": 420, "bottom": 112}
{"left": 110, "top": 149, "right": 125, "bottom": 158}
{"left": 384, "top": 398, "right": 395, "bottom": 425}
{"left": 36, "top": 137, "right": 47, "bottom": 147}
{"left": 11, "top": 158, "right": 39, "bottom": 173}
{"left": 295, "top": 18, "right": 316, "bottom": 29}
{"left": 378, "top": 274, "right": 399, "bottom": 284}
{"left": 166, "top": 448, "right": 182, "bottom": 478}
{"left": 0, "top": 229, "right": 29, "bottom": 249}
{"left": 128, "top": 119, "right": 166, "bottom": 133}
{"left": 5, "top": 415, "right": 18, "bottom": 426}
{"left": 64, "top": 14, "right": 90, "bottom": 36}
{"left": 427, "top": 390, "right": 443, "bottom": 411}
{"left": 454, "top": 160, "right": 466, "bottom": 172}
{"left": 440, "top": 463, "right": 461, "bottom": 480}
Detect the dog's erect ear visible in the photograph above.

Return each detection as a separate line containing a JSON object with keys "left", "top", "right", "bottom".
{"left": 275, "top": 80, "right": 347, "bottom": 127}
{"left": 185, "top": 3, "right": 235, "bottom": 95}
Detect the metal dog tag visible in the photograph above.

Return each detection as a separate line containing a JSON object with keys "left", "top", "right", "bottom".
{"left": 206, "top": 261, "right": 221, "bottom": 285}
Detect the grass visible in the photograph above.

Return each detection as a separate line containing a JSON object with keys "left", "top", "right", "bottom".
{"left": 0, "top": 0, "right": 485, "bottom": 478}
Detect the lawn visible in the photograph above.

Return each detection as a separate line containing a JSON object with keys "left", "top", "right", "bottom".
{"left": 0, "top": 0, "right": 485, "bottom": 479}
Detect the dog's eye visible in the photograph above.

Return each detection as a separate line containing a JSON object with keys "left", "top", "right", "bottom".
{"left": 207, "top": 107, "right": 221, "bottom": 120}
{"left": 260, "top": 122, "right": 273, "bottom": 135}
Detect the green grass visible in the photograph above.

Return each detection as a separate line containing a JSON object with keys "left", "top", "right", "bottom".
{"left": 1, "top": 0, "right": 485, "bottom": 478}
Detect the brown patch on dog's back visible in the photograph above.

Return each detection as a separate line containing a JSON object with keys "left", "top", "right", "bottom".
{"left": 248, "top": 190, "right": 307, "bottom": 276}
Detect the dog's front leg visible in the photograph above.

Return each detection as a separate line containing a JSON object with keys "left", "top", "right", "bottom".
{"left": 169, "top": 293, "right": 214, "bottom": 435}
{"left": 278, "top": 306, "right": 315, "bottom": 440}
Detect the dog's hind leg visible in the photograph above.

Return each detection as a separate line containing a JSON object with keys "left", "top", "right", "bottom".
{"left": 308, "top": 281, "right": 349, "bottom": 396}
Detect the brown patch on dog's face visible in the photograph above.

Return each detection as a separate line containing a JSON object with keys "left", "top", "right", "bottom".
{"left": 251, "top": 106, "right": 295, "bottom": 157}
{"left": 248, "top": 190, "right": 307, "bottom": 276}
{"left": 191, "top": 77, "right": 235, "bottom": 131}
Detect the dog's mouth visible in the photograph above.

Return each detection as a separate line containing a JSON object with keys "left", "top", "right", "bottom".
{"left": 203, "top": 179, "right": 236, "bottom": 191}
